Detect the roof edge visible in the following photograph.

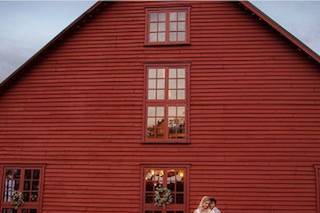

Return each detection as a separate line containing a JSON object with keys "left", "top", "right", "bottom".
{"left": 0, "top": 1, "right": 103, "bottom": 92}
{"left": 240, "top": 1, "right": 320, "bottom": 64}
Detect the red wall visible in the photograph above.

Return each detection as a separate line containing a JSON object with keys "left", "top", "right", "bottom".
{"left": 0, "top": 2, "right": 320, "bottom": 213}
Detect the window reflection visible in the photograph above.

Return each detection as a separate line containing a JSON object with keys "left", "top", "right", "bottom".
{"left": 147, "top": 106, "right": 165, "bottom": 139}
{"left": 168, "top": 106, "right": 185, "bottom": 139}
{"left": 3, "top": 169, "right": 20, "bottom": 202}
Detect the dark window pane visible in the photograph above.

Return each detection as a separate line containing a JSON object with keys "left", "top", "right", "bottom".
{"left": 177, "top": 211, "right": 184, "bottom": 213}
{"left": 13, "top": 169, "right": 21, "bottom": 179}
{"left": 25, "top": 170, "right": 32, "bottom": 179}
{"left": 176, "top": 193, "right": 184, "bottom": 204}
{"left": 21, "top": 210, "right": 28, "bottom": 213}
{"left": 32, "top": 181, "right": 39, "bottom": 191}
{"left": 145, "top": 193, "right": 153, "bottom": 203}
{"left": 171, "top": 193, "right": 176, "bottom": 203}
{"left": 23, "top": 192, "right": 30, "bottom": 202}
{"left": 31, "top": 192, "right": 38, "bottom": 202}
{"left": 5, "top": 169, "right": 15, "bottom": 179}
{"left": 24, "top": 181, "right": 31, "bottom": 190}
{"left": 167, "top": 183, "right": 175, "bottom": 191}
{"left": 146, "top": 181, "right": 153, "bottom": 191}
{"left": 14, "top": 181, "right": 19, "bottom": 191}
{"left": 155, "top": 211, "right": 161, "bottom": 213}
{"left": 2, "top": 209, "right": 17, "bottom": 213}
{"left": 176, "top": 182, "right": 184, "bottom": 192}
{"left": 33, "top": 169, "right": 40, "bottom": 179}
{"left": 167, "top": 212, "right": 174, "bottom": 213}
{"left": 30, "top": 210, "right": 37, "bottom": 213}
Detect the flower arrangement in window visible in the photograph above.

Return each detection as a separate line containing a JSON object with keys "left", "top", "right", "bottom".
{"left": 154, "top": 185, "right": 173, "bottom": 207}
{"left": 11, "top": 191, "right": 24, "bottom": 209}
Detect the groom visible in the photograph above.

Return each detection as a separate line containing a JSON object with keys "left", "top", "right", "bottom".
{"left": 209, "top": 197, "right": 221, "bottom": 213}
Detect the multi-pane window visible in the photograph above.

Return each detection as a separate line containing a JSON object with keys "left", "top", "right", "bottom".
{"left": 146, "top": 9, "right": 189, "bottom": 44}
{"left": 1, "top": 167, "right": 43, "bottom": 213}
{"left": 143, "top": 167, "right": 187, "bottom": 213}
{"left": 146, "top": 65, "right": 188, "bottom": 142}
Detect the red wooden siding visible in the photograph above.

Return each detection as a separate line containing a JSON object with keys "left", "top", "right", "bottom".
{"left": 0, "top": 2, "right": 319, "bottom": 213}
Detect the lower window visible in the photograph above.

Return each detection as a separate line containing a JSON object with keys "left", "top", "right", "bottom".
{"left": 2, "top": 209, "right": 37, "bottom": 213}
{"left": 142, "top": 166, "right": 188, "bottom": 213}
{"left": 1, "top": 166, "right": 44, "bottom": 213}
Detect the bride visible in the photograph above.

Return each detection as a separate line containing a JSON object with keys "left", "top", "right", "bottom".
{"left": 194, "top": 196, "right": 211, "bottom": 213}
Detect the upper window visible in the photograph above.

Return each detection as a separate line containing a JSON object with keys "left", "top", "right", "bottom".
{"left": 1, "top": 166, "right": 44, "bottom": 213}
{"left": 145, "top": 65, "right": 188, "bottom": 143}
{"left": 146, "top": 8, "right": 190, "bottom": 45}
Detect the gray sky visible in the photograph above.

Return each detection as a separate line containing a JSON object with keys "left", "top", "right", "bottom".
{"left": 0, "top": 1, "right": 319, "bottom": 82}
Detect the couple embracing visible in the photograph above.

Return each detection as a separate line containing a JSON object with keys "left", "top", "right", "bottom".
{"left": 194, "top": 196, "right": 221, "bottom": 213}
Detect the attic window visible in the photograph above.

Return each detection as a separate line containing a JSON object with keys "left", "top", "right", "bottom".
{"left": 146, "top": 8, "right": 190, "bottom": 45}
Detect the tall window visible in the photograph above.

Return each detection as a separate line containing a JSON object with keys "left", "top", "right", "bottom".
{"left": 1, "top": 167, "right": 43, "bottom": 213}
{"left": 143, "top": 167, "right": 188, "bottom": 213}
{"left": 145, "top": 65, "right": 188, "bottom": 143}
{"left": 146, "top": 8, "right": 189, "bottom": 45}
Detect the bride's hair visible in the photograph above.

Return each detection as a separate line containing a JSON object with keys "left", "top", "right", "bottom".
{"left": 198, "top": 196, "right": 211, "bottom": 209}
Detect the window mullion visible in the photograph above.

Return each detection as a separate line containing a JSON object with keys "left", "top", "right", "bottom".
{"left": 164, "top": 103, "right": 168, "bottom": 140}
{"left": 163, "top": 67, "right": 168, "bottom": 140}
{"left": 20, "top": 168, "right": 25, "bottom": 192}
{"left": 166, "top": 12, "right": 169, "bottom": 43}
{"left": 165, "top": 67, "right": 169, "bottom": 101}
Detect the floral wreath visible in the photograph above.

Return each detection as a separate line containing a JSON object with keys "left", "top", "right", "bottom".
{"left": 11, "top": 191, "right": 24, "bottom": 209}
{"left": 154, "top": 185, "right": 173, "bottom": 207}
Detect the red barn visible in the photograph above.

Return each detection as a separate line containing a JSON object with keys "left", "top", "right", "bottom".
{"left": 0, "top": 2, "right": 320, "bottom": 213}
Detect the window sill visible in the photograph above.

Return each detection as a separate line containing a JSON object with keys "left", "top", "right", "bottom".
{"left": 144, "top": 42, "right": 191, "bottom": 47}
{"left": 142, "top": 141, "right": 190, "bottom": 145}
